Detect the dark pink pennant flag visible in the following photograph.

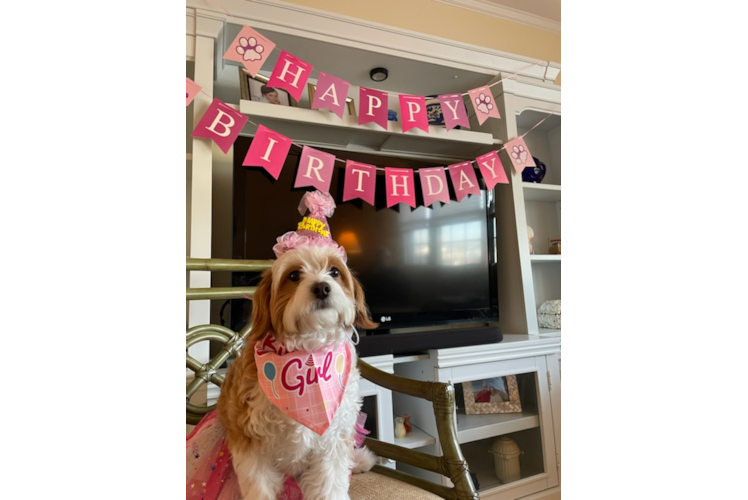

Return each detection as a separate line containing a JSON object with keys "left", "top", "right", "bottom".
{"left": 438, "top": 93, "right": 471, "bottom": 131}
{"left": 186, "top": 77, "right": 201, "bottom": 106}
{"left": 468, "top": 86, "right": 501, "bottom": 126}
{"left": 312, "top": 72, "right": 350, "bottom": 119}
{"left": 223, "top": 25, "right": 276, "bottom": 77}
{"left": 359, "top": 87, "right": 388, "bottom": 130}
{"left": 419, "top": 167, "right": 450, "bottom": 207}
{"left": 398, "top": 94, "right": 429, "bottom": 133}
{"left": 476, "top": 151, "right": 508, "bottom": 190}
{"left": 192, "top": 98, "right": 248, "bottom": 154}
{"left": 504, "top": 137, "right": 536, "bottom": 173}
{"left": 385, "top": 168, "right": 416, "bottom": 208}
{"left": 294, "top": 146, "right": 336, "bottom": 193}
{"left": 242, "top": 124, "right": 293, "bottom": 179}
{"left": 343, "top": 160, "right": 376, "bottom": 206}
{"left": 267, "top": 50, "right": 313, "bottom": 102}
{"left": 448, "top": 162, "right": 481, "bottom": 202}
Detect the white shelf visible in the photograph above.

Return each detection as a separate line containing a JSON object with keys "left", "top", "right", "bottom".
{"left": 522, "top": 183, "right": 561, "bottom": 202}
{"left": 455, "top": 410, "right": 540, "bottom": 444}
{"left": 530, "top": 255, "right": 561, "bottom": 263}
{"left": 238, "top": 100, "right": 498, "bottom": 162}
{"left": 393, "top": 418, "right": 436, "bottom": 449}
{"left": 538, "top": 328, "right": 561, "bottom": 337}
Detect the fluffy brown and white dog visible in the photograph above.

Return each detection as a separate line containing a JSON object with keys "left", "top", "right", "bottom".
{"left": 218, "top": 244, "right": 378, "bottom": 500}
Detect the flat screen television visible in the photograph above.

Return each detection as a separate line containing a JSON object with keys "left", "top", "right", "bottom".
{"left": 231, "top": 138, "right": 501, "bottom": 356}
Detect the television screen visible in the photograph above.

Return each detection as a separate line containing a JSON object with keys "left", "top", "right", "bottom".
{"left": 231, "top": 139, "right": 499, "bottom": 339}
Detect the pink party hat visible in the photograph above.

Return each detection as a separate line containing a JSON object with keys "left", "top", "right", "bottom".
{"left": 272, "top": 190, "right": 348, "bottom": 262}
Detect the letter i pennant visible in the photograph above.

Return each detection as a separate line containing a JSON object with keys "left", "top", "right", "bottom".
{"left": 242, "top": 124, "right": 293, "bottom": 179}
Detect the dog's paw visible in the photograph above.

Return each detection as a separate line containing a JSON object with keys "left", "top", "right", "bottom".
{"left": 351, "top": 446, "right": 377, "bottom": 474}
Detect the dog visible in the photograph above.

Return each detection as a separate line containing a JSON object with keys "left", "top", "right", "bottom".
{"left": 218, "top": 244, "right": 378, "bottom": 500}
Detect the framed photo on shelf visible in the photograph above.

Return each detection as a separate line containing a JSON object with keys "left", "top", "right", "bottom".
{"left": 462, "top": 375, "right": 521, "bottom": 414}
{"left": 307, "top": 83, "right": 356, "bottom": 116}
{"left": 239, "top": 68, "right": 297, "bottom": 107}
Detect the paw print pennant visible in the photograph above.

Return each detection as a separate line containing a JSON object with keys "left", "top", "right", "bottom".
{"left": 186, "top": 78, "right": 201, "bottom": 106}
{"left": 504, "top": 136, "right": 536, "bottom": 173}
{"left": 223, "top": 25, "right": 276, "bottom": 76}
{"left": 468, "top": 86, "right": 501, "bottom": 125}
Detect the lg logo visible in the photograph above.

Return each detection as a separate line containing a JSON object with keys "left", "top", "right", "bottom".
{"left": 380, "top": 316, "right": 392, "bottom": 322}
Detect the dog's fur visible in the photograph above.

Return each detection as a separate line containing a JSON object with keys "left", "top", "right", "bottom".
{"left": 218, "top": 245, "right": 378, "bottom": 500}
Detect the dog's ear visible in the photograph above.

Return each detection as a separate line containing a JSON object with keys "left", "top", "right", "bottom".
{"left": 352, "top": 276, "right": 379, "bottom": 330}
{"left": 249, "top": 270, "right": 273, "bottom": 342}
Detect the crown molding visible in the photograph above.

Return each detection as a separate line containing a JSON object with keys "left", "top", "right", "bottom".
{"left": 434, "top": 0, "right": 560, "bottom": 35}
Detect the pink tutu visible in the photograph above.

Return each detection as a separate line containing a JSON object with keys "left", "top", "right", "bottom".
{"left": 186, "top": 411, "right": 370, "bottom": 500}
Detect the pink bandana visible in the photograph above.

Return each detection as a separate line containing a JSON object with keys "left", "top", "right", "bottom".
{"left": 254, "top": 334, "right": 353, "bottom": 435}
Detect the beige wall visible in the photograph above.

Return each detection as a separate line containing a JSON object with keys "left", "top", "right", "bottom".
{"left": 283, "top": 0, "right": 560, "bottom": 64}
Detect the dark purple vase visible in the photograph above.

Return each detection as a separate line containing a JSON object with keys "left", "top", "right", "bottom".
{"left": 521, "top": 156, "right": 546, "bottom": 183}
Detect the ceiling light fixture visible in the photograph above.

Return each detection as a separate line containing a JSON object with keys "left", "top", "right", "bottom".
{"left": 370, "top": 67, "right": 388, "bottom": 82}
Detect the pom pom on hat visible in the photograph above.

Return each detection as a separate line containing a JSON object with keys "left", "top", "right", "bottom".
{"left": 272, "top": 190, "right": 347, "bottom": 262}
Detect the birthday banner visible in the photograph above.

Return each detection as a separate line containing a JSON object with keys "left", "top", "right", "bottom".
{"left": 189, "top": 21, "right": 556, "bottom": 210}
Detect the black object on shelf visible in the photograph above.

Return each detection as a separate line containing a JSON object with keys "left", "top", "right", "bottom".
{"left": 356, "top": 326, "right": 502, "bottom": 357}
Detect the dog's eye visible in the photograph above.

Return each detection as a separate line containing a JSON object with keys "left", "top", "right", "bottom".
{"left": 329, "top": 267, "right": 340, "bottom": 278}
{"left": 289, "top": 271, "right": 301, "bottom": 282}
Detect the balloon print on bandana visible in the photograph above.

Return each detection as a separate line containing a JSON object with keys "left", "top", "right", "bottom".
{"left": 335, "top": 353, "right": 347, "bottom": 389}
{"left": 263, "top": 362, "right": 279, "bottom": 398}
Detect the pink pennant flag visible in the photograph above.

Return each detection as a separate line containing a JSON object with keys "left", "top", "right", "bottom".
{"left": 242, "top": 124, "right": 293, "bottom": 179}
{"left": 223, "top": 26, "right": 276, "bottom": 76}
{"left": 343, "top": 160, "right": 376, "bottom": 206}
{"left": 504, "top": 137, "right": 536, "bottom": 173}
{"left": 476, "top": 150, "right": 508, "bottom": 189}
{"left": 448, "top": 162, "right": 481, "bottom": 202}
{"left": 399, "top": 94, "right": 429, "bottom": 133}
{"left": 358, "top": 87, "right": 388, "bottom": 130}
{"left": 186, "top": 78, "right": 201, "bottom": 106}
{"left": 191, "top": 98, "right": 248, "bottom": 154}
{"left": 468, "top": 86, "right": 501, "bottom": 126}
{"left": 312, "top": 72, "right": 350, "bottom": 119}
{"left": 267, "top": 50, "right": 313, "bottom": 102}
{"left": 385, "top": 168, "right": 416, "bottom": 208}
{"left": 294, "top": 146, "right": 336, "bottom": 192}
{"left": 419, "top": 167, "right": 450, "bottom": 207}
{"left": 438, "top": 94, "right": 471, "bottom": 131}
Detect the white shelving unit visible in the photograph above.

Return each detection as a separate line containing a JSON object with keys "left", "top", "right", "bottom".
{"left": 392, "top": 335, "right": 560, "bottom": 500}
{"left": 187, "top": 5, "right": 561, "bottom": 497}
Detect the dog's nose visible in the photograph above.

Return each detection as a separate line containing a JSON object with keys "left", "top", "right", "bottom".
{"left": 312, "top": 282, "right": 331, "bottom": 300}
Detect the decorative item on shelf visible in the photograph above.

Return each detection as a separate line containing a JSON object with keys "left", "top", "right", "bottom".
{"left": 489, "top": 436, "right": 522, "bottom": 484}
{"left": 462, "top": 376, "right": 522, "bottom": 414}
{"left": 527, "top": 226, "right": 535, "bottom": 255}
{"left": 470, "top": 472, "right": 480, "bottom": 491}
{"left": 402, "top": 413, "right": 412, "bottom": 434}
{"left": 425, "top": 95, "right": 445, "bottom": 126}
{"left": 394, "top": 416, "right": 407, "bottom": 438}
{"left": 549, "top": 238, "right": 561, "bottom": 254}
{"left": 387, "top": 109, "right": 398, "bottom": 122}
{"left": 239, "top": 68, "right": 297, "bottom": 107}
{"left": 521, "top": 156, "right": 546, "bottom": 183}
{"left": 537, "top": 299, "right": 561, "bottom": 329}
